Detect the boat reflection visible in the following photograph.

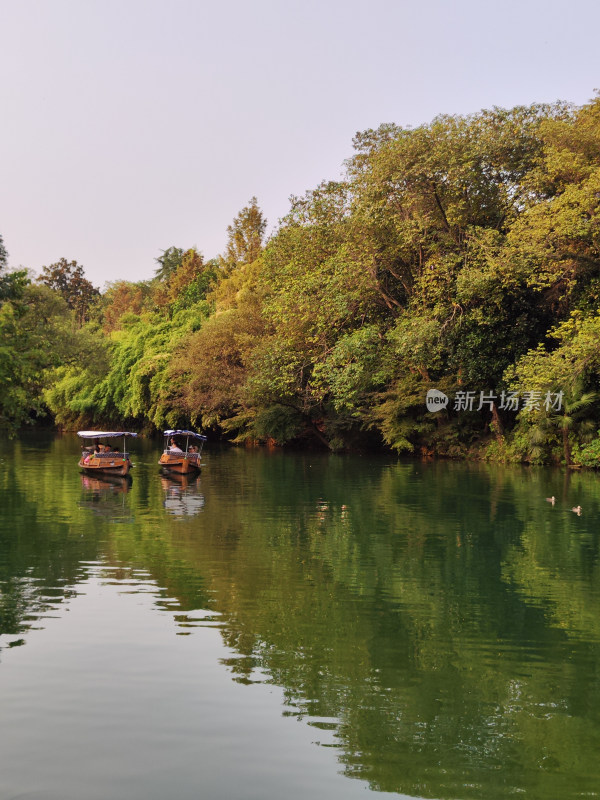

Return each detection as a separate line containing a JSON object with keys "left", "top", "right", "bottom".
{"left": 161, "top": 473, "right": 205, "bottom": 517}
{"left": 79, "top": 473, "right": 133, "bottom": 522}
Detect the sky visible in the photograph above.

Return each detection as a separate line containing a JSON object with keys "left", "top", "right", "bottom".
{"left": 1, "top": 0, "right": 599, "bottom": 289}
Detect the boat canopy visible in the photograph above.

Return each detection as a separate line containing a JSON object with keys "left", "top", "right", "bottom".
{"left": 163, "top": 429, "right": 207, "bottom": 441}
{"left": 77, "top": 431, "right": 139, "bottom": 439}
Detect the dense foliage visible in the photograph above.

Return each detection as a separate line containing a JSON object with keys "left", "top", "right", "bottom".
{"left": 3, "top": 95, "right": 600, "bottom": 464}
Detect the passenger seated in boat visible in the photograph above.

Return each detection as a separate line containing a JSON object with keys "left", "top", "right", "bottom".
{"left": 93, "top": 444, "right": 115, "bottom": 456}
{"left": 189, "top": 445, "right": 199, "bottom": 454}
{"left": 169, "top": 438, "right": 183, "bottom": 453}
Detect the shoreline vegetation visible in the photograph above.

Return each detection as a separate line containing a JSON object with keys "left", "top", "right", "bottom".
{"left": 3, "top": 95, "right": 600, "bottom": 467}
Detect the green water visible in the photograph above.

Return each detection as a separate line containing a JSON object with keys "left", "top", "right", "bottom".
{"left": 1, "top": 433, "right": 599, "bottom": 799}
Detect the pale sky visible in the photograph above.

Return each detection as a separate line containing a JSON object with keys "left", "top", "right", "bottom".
{"left": 1, "top": 0, "right": 598, "bottom": 289}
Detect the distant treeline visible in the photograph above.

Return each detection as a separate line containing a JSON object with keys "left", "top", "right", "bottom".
{"left": 2, "top": 95, "right": 600, "bottom": 465}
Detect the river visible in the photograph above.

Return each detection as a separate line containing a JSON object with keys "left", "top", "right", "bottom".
{"left": 0, "top": 432, "right": 599, "bottom": 799}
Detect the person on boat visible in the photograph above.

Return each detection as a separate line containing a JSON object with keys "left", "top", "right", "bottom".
{"left": 189, "top": 445, "right": 199, "bottom": 454}
{"left": 169, "top": 438, "right": 183, "bottom": 453}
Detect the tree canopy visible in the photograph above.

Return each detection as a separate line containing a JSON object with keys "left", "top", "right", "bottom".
{"left": 5, "top": 95, "right": 600, "bottom": 464}
{"left": 38, "top": 258, "right": 100, "bottom": 325}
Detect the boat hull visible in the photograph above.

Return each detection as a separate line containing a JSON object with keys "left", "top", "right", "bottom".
{"left": 79, "top": 456, "right": 132, "bottom": 476}
{"left": 158, "top": 453, "right": 201, "bottom": 474}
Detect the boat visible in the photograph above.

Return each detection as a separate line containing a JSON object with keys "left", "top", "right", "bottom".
{"left": 158, "top": 429, "right": 206, "bottom": 474}
{"left": 77, "top": 431, "right": 138, "bottom": 476}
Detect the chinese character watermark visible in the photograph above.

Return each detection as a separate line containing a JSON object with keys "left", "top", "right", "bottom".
{"left": 426, "top": 389, "right": 563, "bottom": 413}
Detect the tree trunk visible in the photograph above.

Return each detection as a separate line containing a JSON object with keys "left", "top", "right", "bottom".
{"left": 562, "top": 424, "right": 572, "bottom": 466}
{"left": 491, "top": 402, "right": 503, "bottom": 443}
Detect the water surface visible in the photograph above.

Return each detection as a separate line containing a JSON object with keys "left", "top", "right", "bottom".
{"left": 1, "top": 433, "right": 599, "bottom": 799}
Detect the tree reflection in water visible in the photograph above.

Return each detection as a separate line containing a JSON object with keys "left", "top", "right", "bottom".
{"left": 1, "top": 438, "right": 600, "bottom": 799}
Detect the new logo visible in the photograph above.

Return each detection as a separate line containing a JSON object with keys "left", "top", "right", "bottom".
{"left": 426, "top": 389, "right": 449, "bottom": 412}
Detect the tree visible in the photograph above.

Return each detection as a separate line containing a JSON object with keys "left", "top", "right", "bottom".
{"left": 154, "top": 247, "right": 185, "bottom": 282}
{"left": 0, "top": 283, "right": 78, "bottom": 429}
{"left": 168, "top": 293, "right": 265, "bottom": 431}
{"left": 101, "top": 280, "right": 153, "bottom": 332}
{"left": 153, "top": 249, "right": 218, "bottom": 315}
{"left": 248, "top": 181, "right": 386, "bottom": 448}
{"left": 223, "top": 197, "right": 267, "bottom": 269}
{"left": 33, "top": 97, "right": 600, "bottom": 459}
{"left": 0, "top": 233, "right": 28, "bottom": 302}
{"left": 504, "top": 312, "right": 600, "bottom": 463}
{"left": 38, "top": 258, "right": 100, "bottom": 325}
{"left": 0, "top": 232, "right": 7, "bottom": 270}
{"left": 511, "top": 384, "right": 597, "bottom": 465}
{"left": 500, "top": 96, "right": 600, "bottom": 316}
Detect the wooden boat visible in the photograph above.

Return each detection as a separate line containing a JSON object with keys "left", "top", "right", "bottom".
{"left": 158, "top": 429, "right": 206, "bottom": 474}
{"left": 78, "top": 431, "right": 138, "bottom": 476}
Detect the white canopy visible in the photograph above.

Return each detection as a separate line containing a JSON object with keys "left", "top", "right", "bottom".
{"left": 77, "top": 431, "right": 138, "bottom": 439}
{"left": 163, "top": 430, "right": 207, "bottom": 440}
